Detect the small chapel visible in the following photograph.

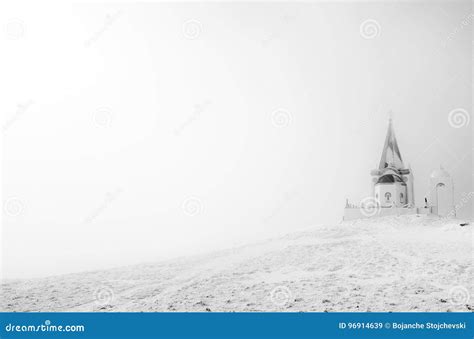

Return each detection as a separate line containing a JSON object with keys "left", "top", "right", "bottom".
{"left": 343, "top": 118, "right": 455, "bottom": 220}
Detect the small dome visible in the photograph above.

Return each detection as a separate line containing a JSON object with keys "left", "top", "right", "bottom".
{"left": 430, "top": 166, "right": 450, "bottom": 179}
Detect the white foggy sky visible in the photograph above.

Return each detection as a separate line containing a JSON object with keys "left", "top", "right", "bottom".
{"left": 1, "top": 1, "right": 472, "bottom": 278}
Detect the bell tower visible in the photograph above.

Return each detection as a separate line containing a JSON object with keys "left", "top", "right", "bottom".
{"left": 429, "top": 166, "right": 454, "bottom": 217}
{"left": 370, "top": 118, "right": 412, "bottom": 208}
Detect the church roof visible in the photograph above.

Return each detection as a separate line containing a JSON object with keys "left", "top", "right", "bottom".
{"left": 378, "top": 118, "right": 405, "bottom": 170}
{"left": 376, "top": 173, "right": 405, "bottom": 184}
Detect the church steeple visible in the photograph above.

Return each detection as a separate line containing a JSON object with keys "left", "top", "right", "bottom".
{"left": 370, "top": 117, "right": 411, "bottom": 208}
{"left": 378, "top": 118, "right": 404, "bottom": 170}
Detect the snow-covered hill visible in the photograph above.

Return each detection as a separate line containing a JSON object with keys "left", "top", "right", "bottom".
{"left": 2, "top": 215, "right": 472, "bottom": 312}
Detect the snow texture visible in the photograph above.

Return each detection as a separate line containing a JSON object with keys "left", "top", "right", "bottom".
{"left": 2, "top": 215, "right": 472, "bottom": 312}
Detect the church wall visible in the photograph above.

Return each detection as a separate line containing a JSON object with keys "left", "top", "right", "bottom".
{"left": 429, "top": 178, "right": 454, "bottom": 217}
{"left": 406, "top": 174, "right": 415, "bottom": 207}
{"left": 374, "top": 183, "right": 407, "bottom": 207}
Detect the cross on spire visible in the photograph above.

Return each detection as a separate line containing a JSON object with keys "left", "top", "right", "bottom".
{"left": 388, "top": 110, "right": 394, "bottom": 121}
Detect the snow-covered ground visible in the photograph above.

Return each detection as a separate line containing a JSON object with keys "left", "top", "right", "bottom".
{"left": 1, "top": 215, "right": 472, "bottom": 312}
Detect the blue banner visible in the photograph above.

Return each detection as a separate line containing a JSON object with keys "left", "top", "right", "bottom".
{"left": 0, "top": 312, "right": 472, "bottom": 338}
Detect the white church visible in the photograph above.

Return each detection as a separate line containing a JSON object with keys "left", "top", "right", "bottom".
{"left": 343, "top": 118, "right": 455, "bottom": 220}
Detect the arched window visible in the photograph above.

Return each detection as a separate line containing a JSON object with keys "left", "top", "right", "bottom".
{"left": 385, "top": 192, "right": 391, "bottom": 201}
{"left": 400, "top": 193, "right": 404, "bottom": 202}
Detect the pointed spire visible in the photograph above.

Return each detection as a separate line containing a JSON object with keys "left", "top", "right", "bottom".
{"left": 388, "top": 110, "right": 394, "bottom": 121}
{"left": 378, "top": 117, "right": 404, "bottom": 170}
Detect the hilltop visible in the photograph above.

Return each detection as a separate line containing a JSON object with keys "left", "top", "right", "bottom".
{"left": 2, "top": 215, "right": 472, "bottom": 312}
